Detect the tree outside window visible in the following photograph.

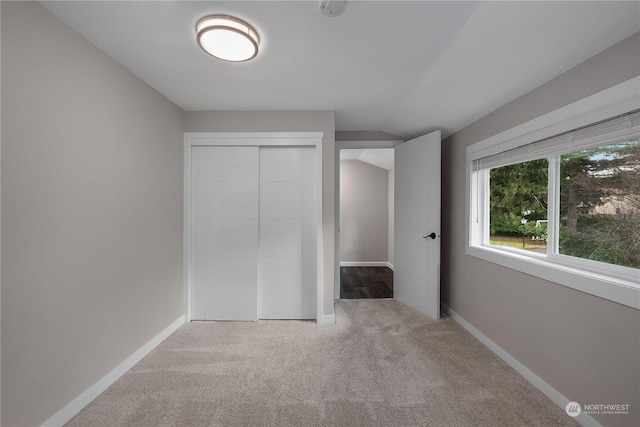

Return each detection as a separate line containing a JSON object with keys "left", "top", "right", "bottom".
{"left": 559, "top": 139, "right": 640, "bottom": 268}
{"left": 489, "top": 159, "right": 548, "bottom": 252}
{"left": 487, "top": 139, "right": 640, "bottom": 268}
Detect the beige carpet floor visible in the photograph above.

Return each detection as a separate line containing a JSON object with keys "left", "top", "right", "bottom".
{"left": 66, "top": 299, "right": 578, "bottom": 427}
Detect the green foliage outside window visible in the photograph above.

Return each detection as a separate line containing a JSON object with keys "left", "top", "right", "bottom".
{"left": 488, "top": 139, "right": 639, "bottom": 268}
{"left": 559, "top": 140, "right": 640, "bottom": 268}
{"left": 489, "top": 159, "right": 548, "bottom": 235}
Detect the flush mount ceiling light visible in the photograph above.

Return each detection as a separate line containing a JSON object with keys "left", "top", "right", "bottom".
{"left": 320, "top": 0, "right": 346, "bottom": 17}
{"left": 196, "top": 15, "right": 260, "bottom": 62}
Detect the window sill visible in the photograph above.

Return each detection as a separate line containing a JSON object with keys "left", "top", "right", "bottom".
{"left": 466, "top": 245, "right": 640, "bottom": 310}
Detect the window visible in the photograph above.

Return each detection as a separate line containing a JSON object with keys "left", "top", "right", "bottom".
{"left": 482, "top": 137, "right": 640, "bottom": 270}
{"left": 559, "top": 141, "right": 640, "bottom": 268}
{"left": 467, "top": 79, "right": 640, "bottom": 309}
{"left": 489, "top": 159, "right": 548, "bottom": 253}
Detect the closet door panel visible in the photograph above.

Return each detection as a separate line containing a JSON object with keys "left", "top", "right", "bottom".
{"left": 206, "top": 220, "right": 258, "bottom": 258}
{"left": 193, "top": 146, "right": 260, "bottom": 321}
{"left": 260, "top": 148, "right": 302, "bottom": 182}
{"left": 260, "top": 294, "right": 302, "bottom": 319}
{"left": 190, "top": 147, "right": 207, "bottom": 320}
{"left": 259, "top": 182, "right": 302, "bottom": 220}
{"left": 259, "top": 258, "right": 302, "bottom": 295}
{"left": 207, "top": 181, "right": 258, "bottom": 220}
{"left": 259, "top": 219, "right": 302, "bottom": 258}
{"left": 259, "top": 146, "right": 309, "bottom": 319}
{"left": 206, "top": 295, "right": 257, "bottom": 321}
{"left": 206, "top": 146, "right": 259, "bottom": 182}
{"left": 207, "top": 258, "right": 258, "bottom": 296}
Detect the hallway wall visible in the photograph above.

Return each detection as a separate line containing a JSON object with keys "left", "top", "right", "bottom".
{"left": 340, "top": 160, "right": 389, "bottom": 264}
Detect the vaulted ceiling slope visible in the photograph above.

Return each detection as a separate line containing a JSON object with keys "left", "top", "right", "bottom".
{"left": 41, "top": 1, "right": 639, "bottom": 139}
{"left": 341, "top": 149, "right": 394, "bottom": 171}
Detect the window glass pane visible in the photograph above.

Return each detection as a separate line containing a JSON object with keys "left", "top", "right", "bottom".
{"left": 559, "top": 139, "right": 640, "bottom": 268}
{"left": 489, "top": 159, "right": 548, "bottom": 252}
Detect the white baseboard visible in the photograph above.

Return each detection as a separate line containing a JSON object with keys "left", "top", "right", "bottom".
{"left": 321, "top": 314, "right": 336, "bottom": 325}
{"left": 340, "top": 262, "right": 394, "bottom": 269}
{"left": 43, "top": 315, "right": 186, "bottom": 427}
{"left": 440, "top": 304, "right": 600, "bottom": 427}
{"left": 387, "top": 262, "right": 394, "bottom": 271}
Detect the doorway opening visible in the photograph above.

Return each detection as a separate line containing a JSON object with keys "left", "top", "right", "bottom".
{"left": 335, "top": 131, "right": 441, "bottom": 319}
{"left": 339, "top": 148, "right": 395, "bottom": 299}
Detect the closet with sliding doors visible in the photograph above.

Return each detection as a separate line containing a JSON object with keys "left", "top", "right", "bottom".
{"left": 186, "top": 133, "right": 322, "bottom": 321}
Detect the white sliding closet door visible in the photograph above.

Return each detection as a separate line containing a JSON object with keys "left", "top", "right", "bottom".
{"left": 191, "top": 146, "right": 259, "bottom": 321}
{"left": 259, "top": 147, "right": 316, "bottom": 319}
{"left": 190, "top": 145, "right": 316, "bottom": 321}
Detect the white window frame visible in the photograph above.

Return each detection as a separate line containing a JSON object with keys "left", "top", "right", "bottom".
{"left": 466, "top": 77, "right": 640, "bottom": 310}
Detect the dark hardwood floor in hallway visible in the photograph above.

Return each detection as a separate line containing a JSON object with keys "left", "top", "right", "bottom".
{"left": 340, "top": 266, "right": 394, "bottom": 299}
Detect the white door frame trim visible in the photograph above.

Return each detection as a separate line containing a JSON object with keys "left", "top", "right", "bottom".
{"left": 184, "top": 132, "right": 325, "bottom": 323}
{"left": 334, "top": 140, "right": 403, "bottom": 300}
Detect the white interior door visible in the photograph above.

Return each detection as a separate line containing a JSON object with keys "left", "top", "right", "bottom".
{"left": 394, "top": 130, "right": 441, "bottom": 319}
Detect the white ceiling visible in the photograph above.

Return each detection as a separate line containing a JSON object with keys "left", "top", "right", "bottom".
{"left": 41, "top": 1, "right": 639, "bottom": 139}
{"left": 341, "top": 148, "right": 394, "bottom": 170}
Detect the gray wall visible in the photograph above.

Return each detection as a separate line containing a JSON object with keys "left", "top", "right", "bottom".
{"left": 183, "top": 111, "right": 336, "bottom": 317}
{"left": 1, "top": 2, "right": 184, "bottom": 426}
{"left": 442, "top": 32, "right": 640, "bottom": 427}
{"left": 339, "top": 160, "right": 389, "bottom": 263}
{"left": 335, "top": 130, "right": 402, "bottom": 141}
{"left": 388, "top": 169, "right": 395, "bottom": 266}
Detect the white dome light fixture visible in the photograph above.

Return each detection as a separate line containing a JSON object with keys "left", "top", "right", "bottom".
{"left": 196, "top": 15, "right": 260, "bottom": 62}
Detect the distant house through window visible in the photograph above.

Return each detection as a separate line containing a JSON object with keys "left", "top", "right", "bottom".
{"left": 559, "top": 140, "right": 640, "bottom": 267}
